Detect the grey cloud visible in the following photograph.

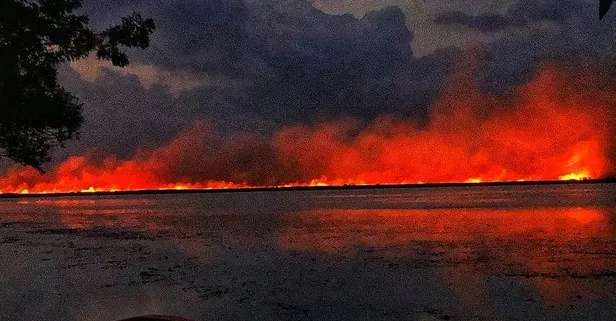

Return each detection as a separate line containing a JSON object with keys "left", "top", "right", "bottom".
{"left": 435, "top": 12, "right": 516, "bottom": 32}
{"left": 435, "top": 0, "right": 593, "bottom": 32}
{"left": 55, "top": 0, "right": 456, "bottom": 160}
{"left": 59, "top": 66, "right": 182, "bottom": 159}
{"left": 433, "top": 0, "right": 616, "bottom": 93}
{"left": 62, "top": 0, "right": 616, "bottom": 165}
{"left": 36, "top": 0, "right": 616, "bottom": 174}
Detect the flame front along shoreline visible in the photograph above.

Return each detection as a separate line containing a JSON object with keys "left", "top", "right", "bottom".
{"left": 0, "top": 175, "right": 603, "bottom": 198}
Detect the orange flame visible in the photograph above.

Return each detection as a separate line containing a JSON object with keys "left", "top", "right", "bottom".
{"left": 559, "top": 172, "right": 591, "bottom": 181}
{"left": 0, "top": 64, "right": 613, "bottom": 194}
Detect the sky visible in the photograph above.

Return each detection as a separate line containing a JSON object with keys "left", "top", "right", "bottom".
{"left": 56, "top": 0, "right": 615, "bottom": 160}
{"left": 3, "top": 0, "right": 616, "bottom": 190}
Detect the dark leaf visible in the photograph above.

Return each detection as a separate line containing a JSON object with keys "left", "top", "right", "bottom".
{"left": 600, "top": 0, "right": 614, "bottom": 19}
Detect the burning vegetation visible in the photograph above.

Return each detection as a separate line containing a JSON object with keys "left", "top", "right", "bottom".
{"left": 0, "top": 64, "right": 614, "bottom": 194}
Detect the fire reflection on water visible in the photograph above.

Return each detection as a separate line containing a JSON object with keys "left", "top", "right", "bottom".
{"left": 278, "top": 206, "right": 616, "bottom": 306}
{"left": 3, "top": 187, "right": 616, "bottom": 319}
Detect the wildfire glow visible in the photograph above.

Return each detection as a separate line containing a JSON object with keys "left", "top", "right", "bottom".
{"left": 559, "top": 172, "right": 591, "bottom": 181}
{"left": 0, "top": 64, "right": 613, "bottom": 195}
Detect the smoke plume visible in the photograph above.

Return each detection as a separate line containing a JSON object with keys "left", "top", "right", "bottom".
{"left": 1, "top": 63, "right": 614, "bottom": 193}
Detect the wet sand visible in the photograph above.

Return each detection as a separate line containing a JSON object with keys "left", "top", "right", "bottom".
{"left": 1, "top": 183, "right": 616, "bottom": 320}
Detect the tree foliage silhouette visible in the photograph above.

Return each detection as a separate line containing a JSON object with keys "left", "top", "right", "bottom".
{"left": 0, "top": 0, "right": 154, "bottom": 170}
{"left": 601, "top": 0, "right": 614, "bottom": 18}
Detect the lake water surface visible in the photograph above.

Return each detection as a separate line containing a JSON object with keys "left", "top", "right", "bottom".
{"left": 1, "top": 183, "right": 616, "bottom": 321}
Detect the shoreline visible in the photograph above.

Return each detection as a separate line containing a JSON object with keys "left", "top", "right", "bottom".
{"left": 1, "top": 178, "right": 614, "bottom": 199}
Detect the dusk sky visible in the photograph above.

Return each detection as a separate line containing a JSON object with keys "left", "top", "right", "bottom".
{"left": 2, "top": 0, "right": 616, "bottom": 192}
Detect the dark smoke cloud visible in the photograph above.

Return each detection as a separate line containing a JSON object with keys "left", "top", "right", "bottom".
{"left": 435, "top": 12, "right": 514, "bottom": 32}
{"left": 55, "top": 0, "right": 457, "bottom": 162}
{"left": 436, "top": 0, "right": 616, "bottom": 93}
{"left": 49, "top": 0, "right": 616, "bottom": 171}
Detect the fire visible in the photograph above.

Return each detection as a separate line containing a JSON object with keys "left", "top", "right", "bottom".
{"left": 0, "top": 64, "right": 613, "bottom": 194}
{"left": 559, "top": 172, "right": 591, "bottom": 181}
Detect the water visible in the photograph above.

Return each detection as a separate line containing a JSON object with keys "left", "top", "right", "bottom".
{"left": 1, "top": 183, "right": 616, "bottom": 321}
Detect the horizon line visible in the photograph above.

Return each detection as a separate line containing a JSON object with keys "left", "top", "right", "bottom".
{"left": 1, "top": 178, "right": 614, "bottom": 199}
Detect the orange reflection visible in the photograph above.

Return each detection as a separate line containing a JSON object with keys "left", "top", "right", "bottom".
{"left": 278, "top": 207, "right": 615, "bottom": 306}
{"left": 43, "top": 197, "right": 161, "bottom": 230}
{"left": 279, "top": 208, "right": 611, "bottom": 247}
